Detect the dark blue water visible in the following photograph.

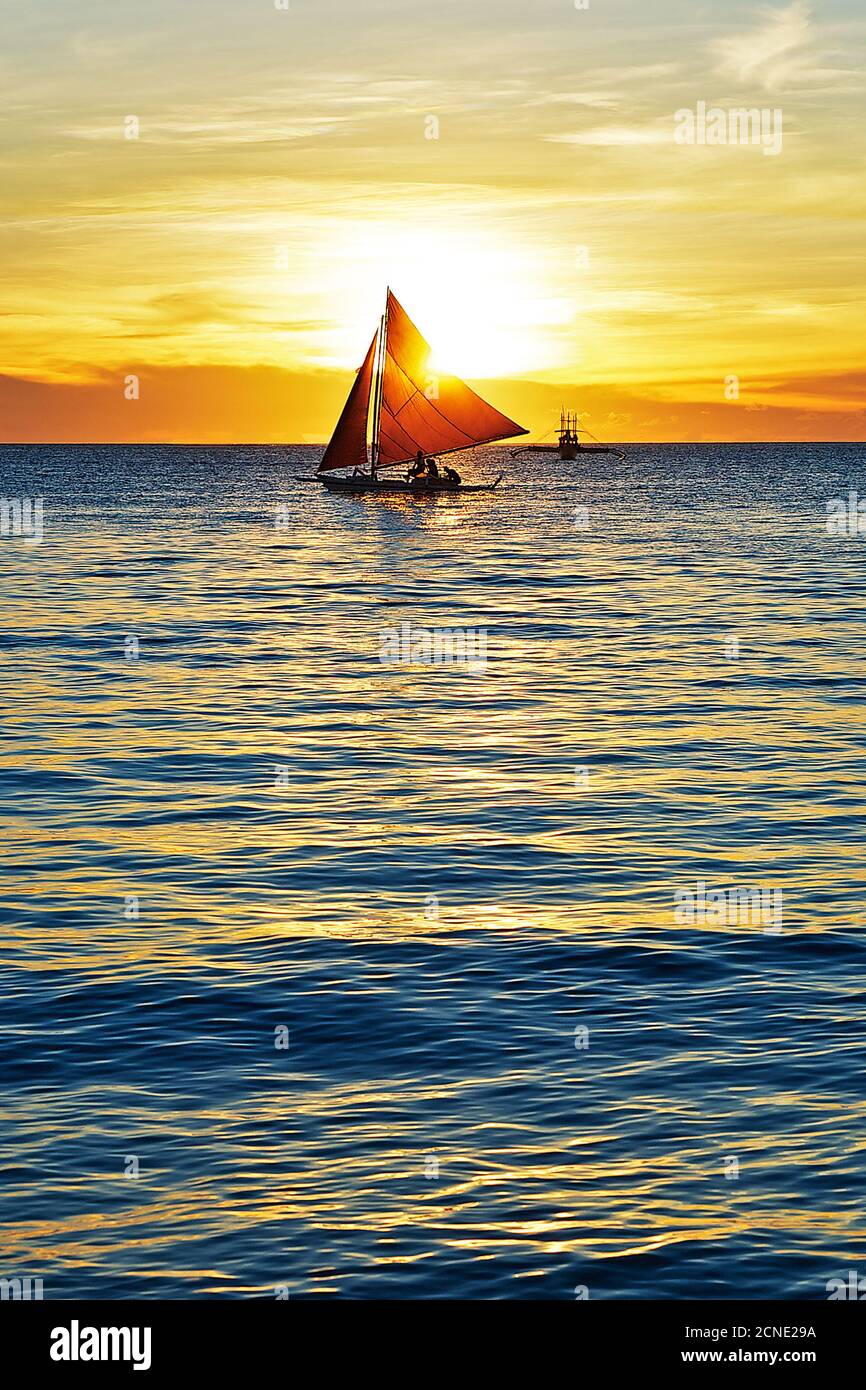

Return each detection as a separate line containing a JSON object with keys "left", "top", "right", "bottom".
{"left": 1, "top": 442, "right": 865, "bottom": 1298}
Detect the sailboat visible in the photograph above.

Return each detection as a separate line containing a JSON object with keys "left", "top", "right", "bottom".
{"left": 313, "top": 289, "right": 528, "bottom": 493}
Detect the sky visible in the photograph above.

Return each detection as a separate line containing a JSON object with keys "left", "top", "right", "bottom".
{"left": 1, "top": 0, "right": 864, "bottom": 442}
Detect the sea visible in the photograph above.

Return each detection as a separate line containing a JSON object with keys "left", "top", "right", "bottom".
{"left": 1, "top": 441, "right": 864, "bottom": 1299}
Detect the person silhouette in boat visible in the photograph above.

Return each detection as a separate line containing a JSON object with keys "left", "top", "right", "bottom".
{"left": 408, "top": 450, "right": 427, "bottom": 482}
{"left": 443, "top": 464, "right": 461, "bottom": 487}
{"left": 424, "top": 456, "right": 440, "bottom": 480}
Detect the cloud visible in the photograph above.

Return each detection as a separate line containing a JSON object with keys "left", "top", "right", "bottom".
{"left": 3, "top": 364, "right": 863, "bottom": 444}
{"left": 66, "top": 114, "right": 349, "bottom": 148}
{"left": 546, "top": 123, "right": 672, "bottom": 148}
{"left": 528, "top": 93, "right": 620, "bottom": 111}
{"left": 712, "top": 1, "right": 812, "bottom": 90}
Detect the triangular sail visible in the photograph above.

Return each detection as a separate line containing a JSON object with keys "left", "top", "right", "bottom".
{"left": 376, "top": 292, "right": 527, "bottom": 468}
{"left": 317, "top": 332, "right": 378, "bottom": 473}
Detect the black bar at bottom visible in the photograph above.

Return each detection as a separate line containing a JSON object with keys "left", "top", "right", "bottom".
{"left": 2, "top": 1298, "right": 862, "bottom": 1377}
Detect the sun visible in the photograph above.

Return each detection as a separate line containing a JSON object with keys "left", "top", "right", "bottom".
{"left": 320, "top": 221, "right": 572, "bottom": 380}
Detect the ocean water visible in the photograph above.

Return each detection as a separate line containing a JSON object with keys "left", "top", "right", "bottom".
{"left": 1, "top": 441, "right": 865, "bottom": 1300}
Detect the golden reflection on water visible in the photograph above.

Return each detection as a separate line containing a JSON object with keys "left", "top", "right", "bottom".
{"left": 6, "top": 1108, "right": 866, "bottom": 1281}
{"left": 2, "top": 446, "right": 866, "bottom": 1295}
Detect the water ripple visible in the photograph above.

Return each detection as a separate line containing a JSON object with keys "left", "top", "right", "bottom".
{"left": 1, "top": 443, "right": 865, "bottom": 1298}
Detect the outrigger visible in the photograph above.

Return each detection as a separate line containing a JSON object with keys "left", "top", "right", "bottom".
{"left": 310, "top": 289, "right": 528, "bottom": 494}
{"left": 511, "top": 409, "right": 625, "bottom": 462}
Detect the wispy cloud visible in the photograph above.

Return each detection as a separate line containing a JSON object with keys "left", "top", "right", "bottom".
{"left": 530, "top": 93, "right": 621, "bottom": 111}
{"left": 546, "top": 122, "right": 672, "bottom": 148}
{"left": 712, "top": 1, "right": 812, "bottom": 90}
{"left": 66, "top": 114, "right": 349, "bottom": 148}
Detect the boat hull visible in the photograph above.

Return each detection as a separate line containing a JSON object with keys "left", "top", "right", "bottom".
{"left": 511, "top": 444, "right": 625, "bottom": 461}
{"left": 312, "top": 474, "right": 503, "bottom": 494}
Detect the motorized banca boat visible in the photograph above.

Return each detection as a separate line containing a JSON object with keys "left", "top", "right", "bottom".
{"left": 511, "top": 409, "right": 625, "bottom": 462}
{"left": 312, "top": 290, "right": 528, "bottom": 493}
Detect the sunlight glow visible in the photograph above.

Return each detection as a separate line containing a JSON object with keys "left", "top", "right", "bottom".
{"left": 320, "top": 223, "right": 572, "bottom": 378}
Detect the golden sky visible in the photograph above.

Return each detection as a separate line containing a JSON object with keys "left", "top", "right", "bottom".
{"left": 1, "top": 0, "right": 864, "bottom": 442}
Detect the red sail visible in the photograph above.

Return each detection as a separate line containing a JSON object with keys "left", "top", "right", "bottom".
{"left": 318, "top": 332, "right": 378, "bottom": 472}
{"left": 376, "top": 292, "right": 527, "bottom": 468}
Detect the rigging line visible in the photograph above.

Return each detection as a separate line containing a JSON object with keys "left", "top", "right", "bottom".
{"left": 380, "top": 351, "right": 488, "bottom": 445}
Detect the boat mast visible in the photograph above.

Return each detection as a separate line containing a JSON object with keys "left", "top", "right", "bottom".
{"left": 369, "top": 287, "right": 390, "bottom": 477}
{"left": 369, "top": 315, "right": 384, "bottom": 477}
